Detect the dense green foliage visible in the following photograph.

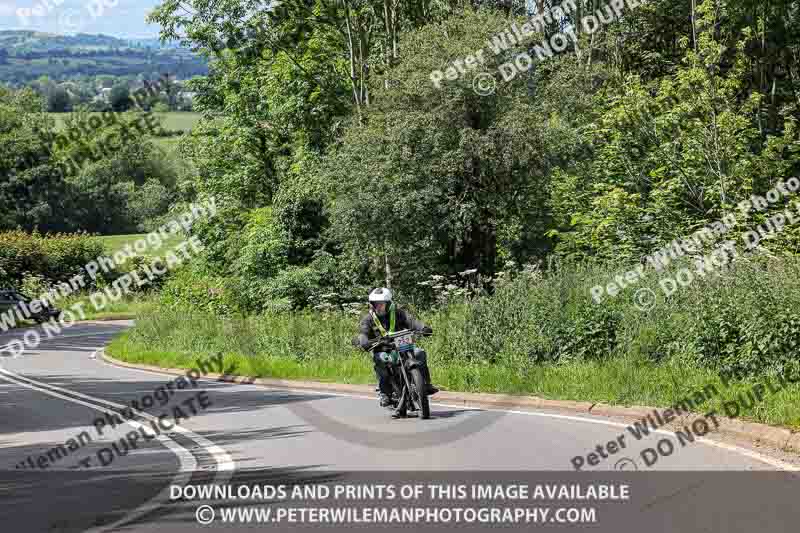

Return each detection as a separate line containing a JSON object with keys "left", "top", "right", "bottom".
{"left": 142, "top": 0, "right": 800, "bottom": 314}
{"left": 0, "top": 230, "right": 104, "bottom": 288}
{"left": 0, "top": 231, "right": 184, "bottom": 305}
{"left": 6, "top": 1, "right": 800, "bottom": 390}
{"left": 0, "top": 87, "right": 184, "bottom": 234}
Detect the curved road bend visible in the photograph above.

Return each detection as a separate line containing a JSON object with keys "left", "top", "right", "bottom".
{"left": 0, "top": 321, "right": 797, "bottom": 532}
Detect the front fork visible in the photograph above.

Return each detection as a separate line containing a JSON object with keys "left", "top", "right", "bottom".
{"left": 395, "top": 352, "right": 423, "bottom": 408}
{"left": 399, "top": 361, "right": 414, "bottom": 400}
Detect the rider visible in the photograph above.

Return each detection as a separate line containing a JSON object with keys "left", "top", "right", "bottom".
{"left": 357, "top": 287, "right": 439, "bottom": 407}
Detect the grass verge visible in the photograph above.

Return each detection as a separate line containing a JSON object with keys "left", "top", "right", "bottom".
{"left": 106, "top": 307, "right": 800, "bottom": 431}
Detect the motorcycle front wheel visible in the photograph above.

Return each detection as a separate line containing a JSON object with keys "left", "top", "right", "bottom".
{"left": 410, "top": 368, "right": 430, "bottom": 420}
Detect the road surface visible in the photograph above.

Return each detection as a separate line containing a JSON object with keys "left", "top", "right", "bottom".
{"left": 1, "top": 321, "right": 798, "bottom": 532}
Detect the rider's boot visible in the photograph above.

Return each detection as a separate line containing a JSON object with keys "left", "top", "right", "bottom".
{"left": 420, "top": 366, "right": 439, "bottom": 395}
{"left": 379, "top": 392, "right": 393, "bottom": 407}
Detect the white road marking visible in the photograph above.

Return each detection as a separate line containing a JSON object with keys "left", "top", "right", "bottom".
{"left": 0, "top": 365, "right": 235, "bottom": 471}
{"left": 0, "top": 361, "right": 236, "bottom": 532}
{"left": 0, "top": 340, "right": 22, "bottom": 358}
{"left": 0, "top": 369, "right": 197, "bottom": 471}
{"left": 98, "top": 352, "right": 800, "bottom": 472}
{"left": 0, "top": 331, "right": 117, "bottom": 358}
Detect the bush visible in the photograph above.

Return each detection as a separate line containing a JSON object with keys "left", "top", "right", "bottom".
{"left": 159, "top": 267, "right": 237, "bottom": 316}
{"left": 19, "top": 272, "right": 53, "bottom": 298}
{"left": 264, "top": 266, "right": 321, "bottom": 309}
{"left": 0, "top": 230, "right": 106, "bottom": 288}
{"left": 680, "top": 259, "right": 800, "bottom": 378}
{"left": 0, "top": 264, "right": 11, "bottom": 288}
{"left": 422, "top": 256, "right": 800, "bottom": 380}
{"left": 144, "top": 251, "right": 800, "bottom": 382}
{"left": 423, "top": 264, "right": 621, "bottom": 367}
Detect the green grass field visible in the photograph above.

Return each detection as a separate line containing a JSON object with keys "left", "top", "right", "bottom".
{"left": 49, "top": 112, "right": 201, "bottom": 132}
{"left": 158, "top": 112, "right": 201, "bottom": 131}
{"left": 95, "top": 233, "right": 185, "bottom": 260}
{"left": 153, "top": 136, "right": 182, "bottom": 151}
{"left": 46, "top": 233, "right": 180, "bottom": 321}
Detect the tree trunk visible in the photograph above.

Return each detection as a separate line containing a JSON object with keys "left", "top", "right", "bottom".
{"left": 460, "top": 218, "right": 497, "bottom": 277}
{"left": 384, "top": 248, "right": 393, "bottom": 288}
{"left": 344, "top": 8, "right": 362, "bottom": 123}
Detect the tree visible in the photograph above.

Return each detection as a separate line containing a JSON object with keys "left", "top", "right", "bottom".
{"left": 127, "top": 179, "right": 175, "bottom": 231}
{"left": 0, "top": 87, "right": 180, "bottom": 234}
{"left": 550, "top": 0, "right": 800, "bottom": 261}
{"left": 109, "top": 84, "right": 132, "bottom": 111}
{"left": 0, "top": 88, "right": 74, "bottom": 232}
{"left": 321, "top": 9, "right": 551, "bottom": 286}
{"left": 47, "top": 86, "right": 71, "bottom": 112}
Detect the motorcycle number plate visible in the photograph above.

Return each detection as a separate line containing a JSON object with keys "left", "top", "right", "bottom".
{"left": 395, "top": 333, "right": 414, "bottom": 351}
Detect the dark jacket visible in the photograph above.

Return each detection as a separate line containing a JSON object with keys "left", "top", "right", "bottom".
{"left": 357, "top": 307, "right": 428, "bottom": 351}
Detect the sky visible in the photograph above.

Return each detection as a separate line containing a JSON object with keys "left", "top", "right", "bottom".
{"left": 0, "top": 0, "right": 163, "bottom": 38}
{"left": 0, "top": 0, "right": 541, "bottom": 40}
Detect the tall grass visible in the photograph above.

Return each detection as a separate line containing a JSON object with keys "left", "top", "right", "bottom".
{"left": 108, "top": 257, "right": 800, "bottom": 429}
{"left": 60, "top": 292, "right": 158, "bottom": 320}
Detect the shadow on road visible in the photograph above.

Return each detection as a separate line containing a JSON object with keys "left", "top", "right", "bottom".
{"left": 0, "top": 465, "right": 341, "bottom": 533}
{"left": 0, "top": 370, "right": 332, "bottom": 483}
{"left": 0, "top": 372, "right": 331, "bottom": 439}
{"left": 428, "top": 409, "right": 483, "bottom": 420}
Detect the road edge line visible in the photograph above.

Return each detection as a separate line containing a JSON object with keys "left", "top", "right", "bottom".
{"left": 99, "top": 349, "right": 800, "bottom": 461}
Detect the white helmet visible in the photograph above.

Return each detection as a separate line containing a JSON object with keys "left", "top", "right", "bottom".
{"left": 368, "top": 287, "right": 393, "bottom": 304}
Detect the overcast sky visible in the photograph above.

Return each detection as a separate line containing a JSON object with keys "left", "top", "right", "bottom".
{"left": 0, "top": 0, "right": 162, "bottom": 38}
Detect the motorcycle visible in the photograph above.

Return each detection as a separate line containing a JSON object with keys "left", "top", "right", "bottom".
{"left": 367, "top": 329, "right": 431, "bottom": 420}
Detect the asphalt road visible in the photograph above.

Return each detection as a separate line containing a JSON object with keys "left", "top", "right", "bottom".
{"left": 1, "top": 321, "right": 798, "bottom": 533}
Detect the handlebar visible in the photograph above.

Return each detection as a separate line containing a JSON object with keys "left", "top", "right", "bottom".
{"left": 365, "top": 329, "right": 432, "bottom": 351}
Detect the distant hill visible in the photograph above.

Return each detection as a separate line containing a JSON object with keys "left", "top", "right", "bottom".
{"left": 0, "top": 31, "right": 125, "bottom": 51}
{"left": 0, "top": 31, "right": 208, "bottom": 84}
{"left": 126, "top": 37, "right": 183, "bottom": 50}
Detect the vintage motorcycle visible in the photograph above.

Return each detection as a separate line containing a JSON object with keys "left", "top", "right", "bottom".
{"left": 367, "top": 329, "right": 431, "bottom": 420}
